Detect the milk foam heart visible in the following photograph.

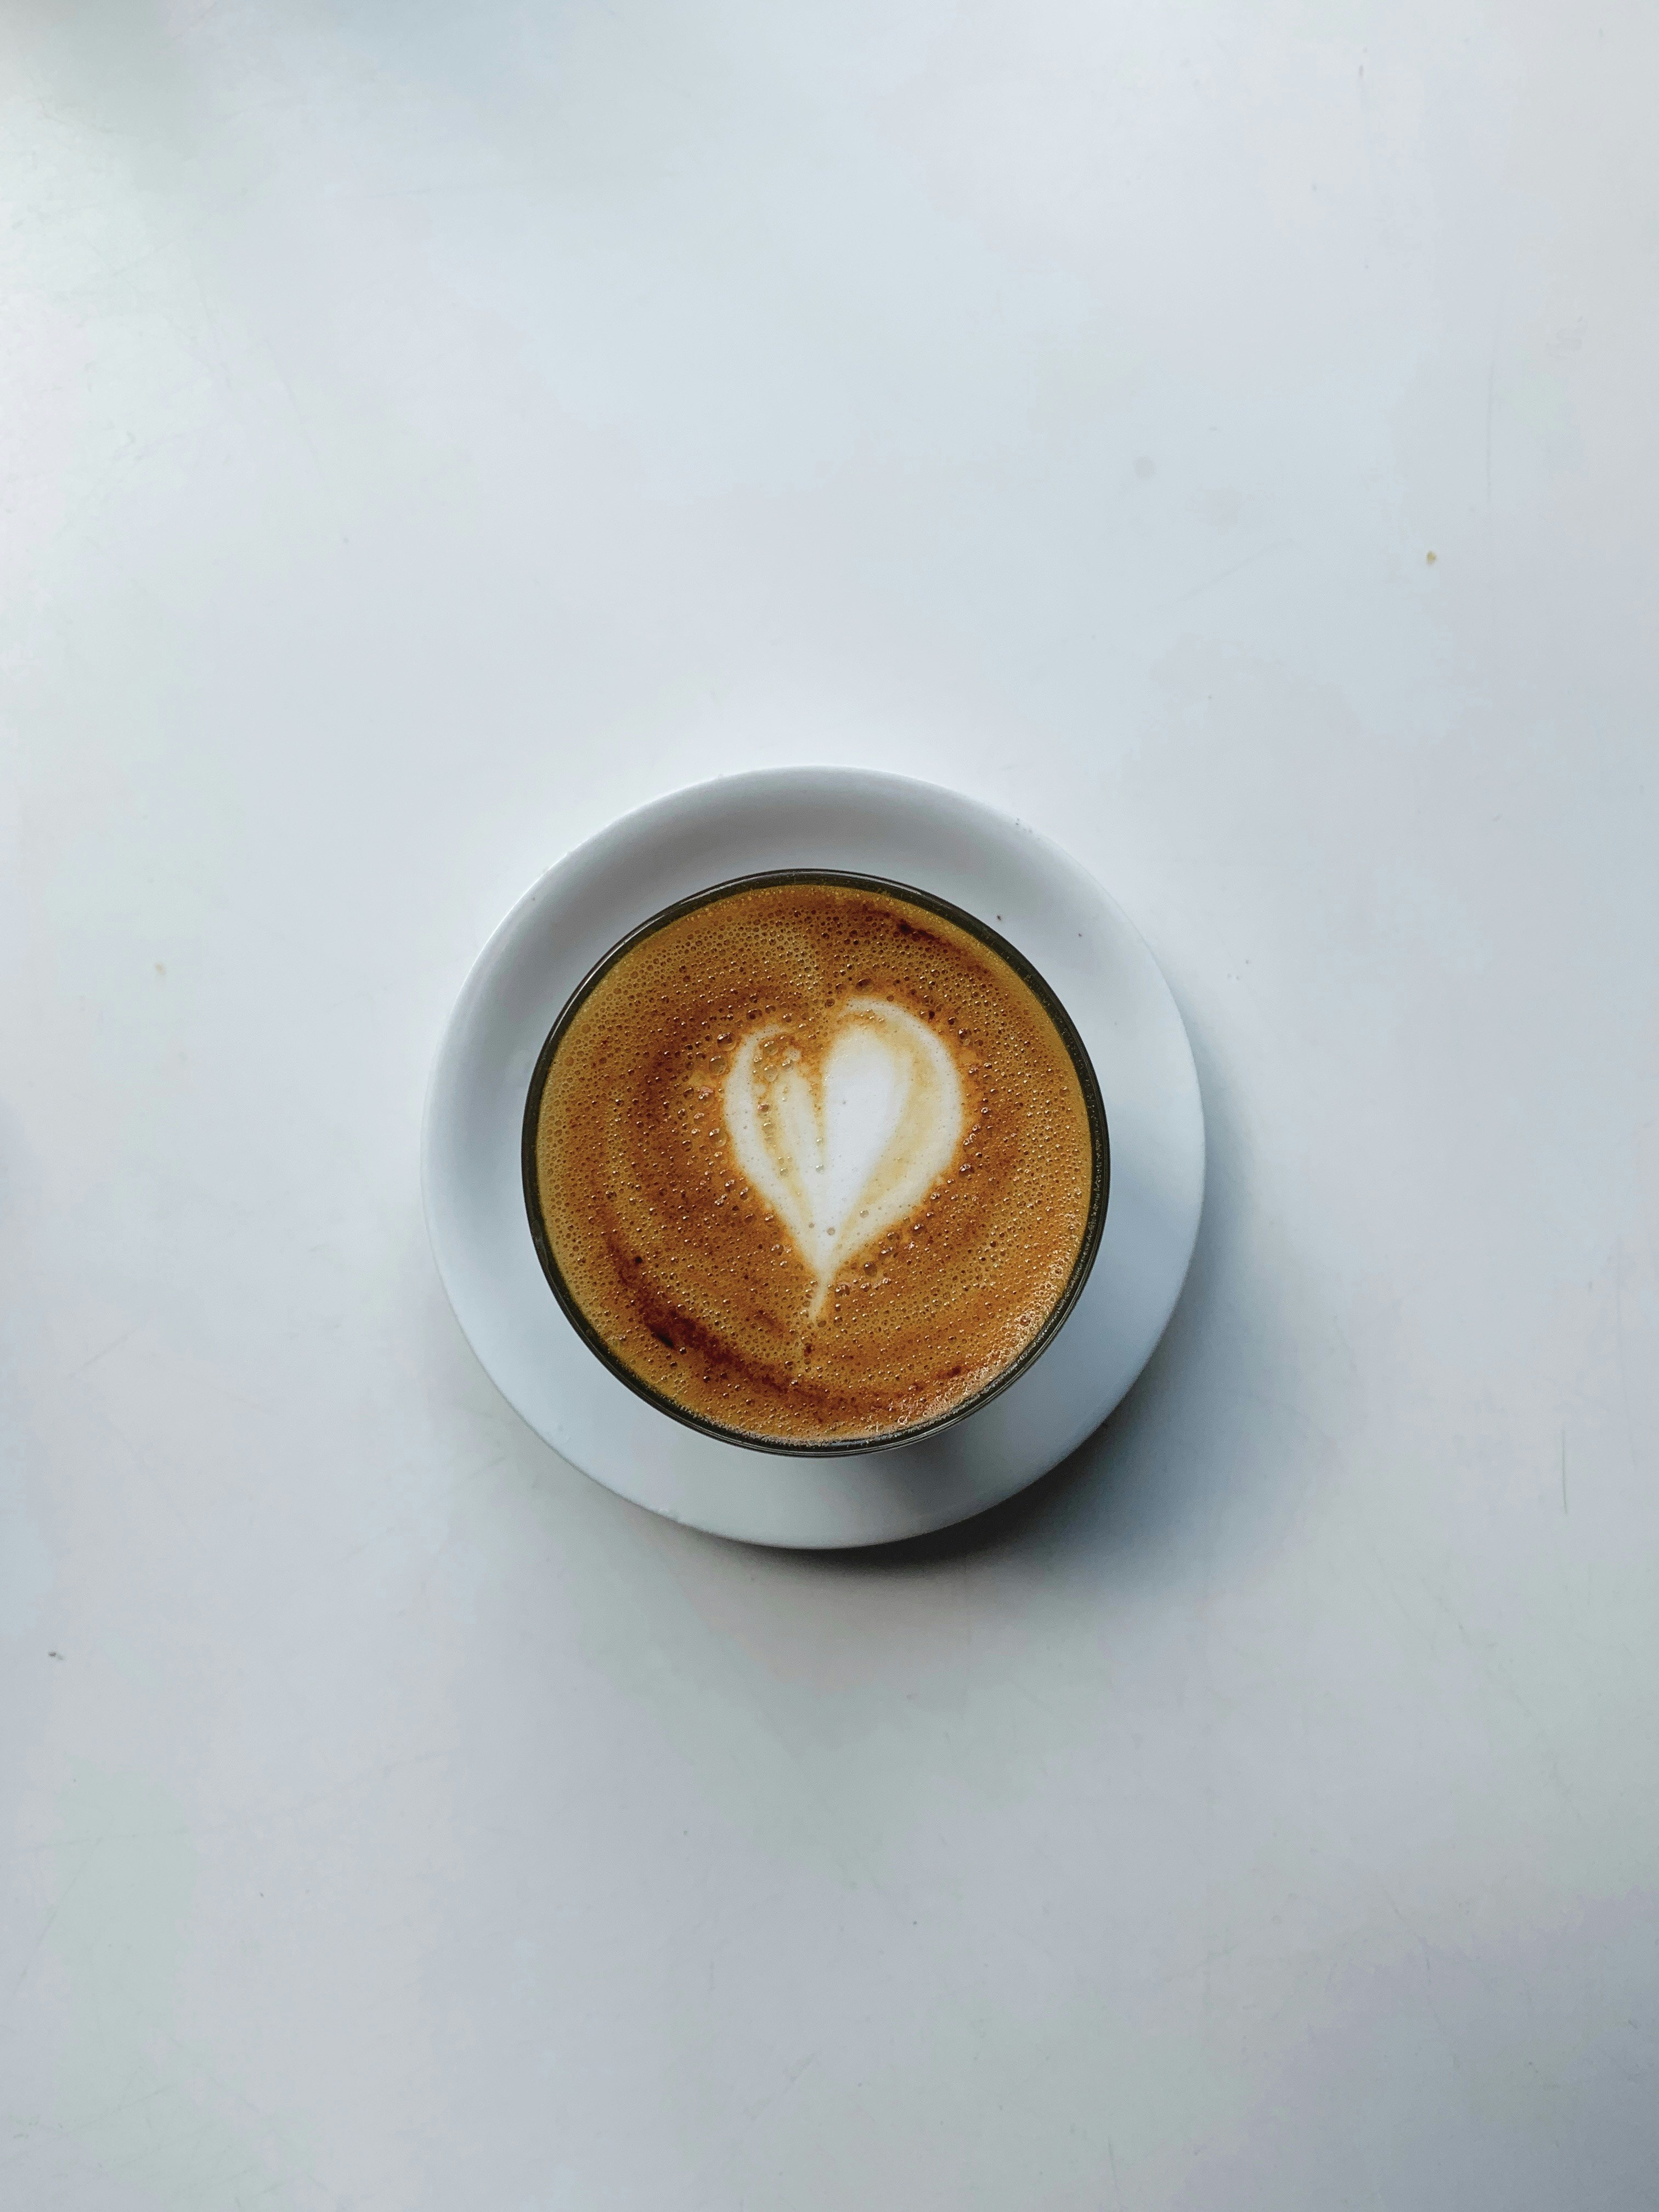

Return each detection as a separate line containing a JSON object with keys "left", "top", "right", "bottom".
{"left": 724, "top": 999, "right": 965, "bottom": 1314}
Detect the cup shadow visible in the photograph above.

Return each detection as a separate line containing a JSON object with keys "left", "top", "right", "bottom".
{"left": 793, "top": 991, "right": 1271, "bottom": 1578}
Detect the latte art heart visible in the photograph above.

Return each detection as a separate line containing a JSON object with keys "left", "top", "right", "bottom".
{"left": 724, "top": 1000, "right": 965, "bottom": 1314}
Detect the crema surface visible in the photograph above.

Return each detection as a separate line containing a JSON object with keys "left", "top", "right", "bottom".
{"left": 532, "top": 881, "right": 1096, "bottom": 1445}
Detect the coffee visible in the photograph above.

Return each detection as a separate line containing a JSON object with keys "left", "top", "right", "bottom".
{"left": 526, "top": 875, "right": 1103, "bottom": 1449}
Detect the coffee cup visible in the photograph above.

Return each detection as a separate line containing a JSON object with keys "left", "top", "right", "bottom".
{"left": 522, "top": 870, "right": 1108, "bottom": 1455}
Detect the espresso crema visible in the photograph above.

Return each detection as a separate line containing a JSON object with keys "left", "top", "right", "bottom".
{"left": 528, "top": 877, "right": 1101, "bottom": 1447}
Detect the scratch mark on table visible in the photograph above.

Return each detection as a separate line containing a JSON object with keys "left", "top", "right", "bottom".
{"left": 1169, "top": 537, "right": 1294, "bottom": 608}
{"left": 61, "top": 1325, "right": 141, "bottom": 1384}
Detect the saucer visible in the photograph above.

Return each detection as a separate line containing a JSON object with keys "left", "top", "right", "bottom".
{"left": 422, "top": 770, "right": 1204, "bottom": 1548}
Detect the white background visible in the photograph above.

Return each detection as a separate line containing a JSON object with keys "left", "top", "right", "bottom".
{"left": 4, "top": 2, "right": 1657, "bottom": 2207}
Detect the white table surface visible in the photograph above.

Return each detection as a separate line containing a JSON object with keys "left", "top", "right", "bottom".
{"left": 4, "top": 5, "right": 1656, "bottom": 2207}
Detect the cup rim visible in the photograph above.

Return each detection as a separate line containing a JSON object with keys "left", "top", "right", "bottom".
{"left": 520, "top": 868, "right": 1110, "bottom": 1457}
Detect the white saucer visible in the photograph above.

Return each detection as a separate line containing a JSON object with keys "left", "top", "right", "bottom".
{"left": 422, "top": 770, "right": 1204, "bottom": 1548}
